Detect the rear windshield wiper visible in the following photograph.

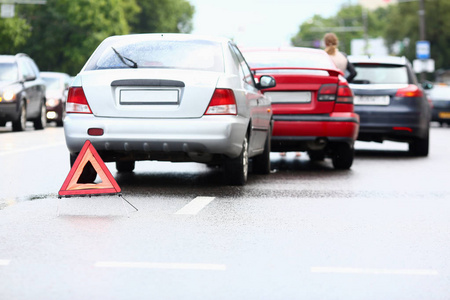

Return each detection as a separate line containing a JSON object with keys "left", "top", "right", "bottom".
{"left": 111, "top": 47, "right": 138, "bottom": 68}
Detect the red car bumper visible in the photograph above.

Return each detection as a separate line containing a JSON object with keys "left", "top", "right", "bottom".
{"left": 273, "top": 112, "right": 360, "bottom": 140}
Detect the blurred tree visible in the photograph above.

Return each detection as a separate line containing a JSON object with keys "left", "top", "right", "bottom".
{"left": 384, "top": 0, "right": 450, "bottom": 70}
{"left": 291, "top": 4, "right": 388, "bottom": 54}
{"left": 131, "top": 0, "right": 194, "bottom": 33}
{"left": 0, "top": 17, "right": 31, "bottom": 54}
{"left": 17, "top": 0, "right": 140, "bottom": 75}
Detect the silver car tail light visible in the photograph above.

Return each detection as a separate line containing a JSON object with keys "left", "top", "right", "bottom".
{"left": 66, "top": 87, "right": 92, "bottom": 114}
{"left": 204, "top": 89, "right": 237, "bottom": 115}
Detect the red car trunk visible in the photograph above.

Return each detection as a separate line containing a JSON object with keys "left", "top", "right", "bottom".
{"left": 263, "top": 73, "right": 340, "bottom": 115}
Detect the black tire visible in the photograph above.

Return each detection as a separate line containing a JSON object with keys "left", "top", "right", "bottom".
{"left": 116, "top": 161, "right": 135, "bottom": 172}
{"left": 252, "top": 132, "right": 271, "bottom": 174}
{"left": 409, "top": 134, "right": 429, "bottom": 157}
{"left": 332, "top": 143, "right": 354, "bottom": 170}
{"left": 224, "top": 135, "right": 249, "bottom": 185}
{"left": 33, "top": 100, "right": 47, "bottom": 130}
{"left": 70, "top": 153, "right": 96, "bottom": 183}
{"left": 12, "top": 102, "right": 26, "bottom": 132}
{"left": 307, "top": 150, "right": 325, "bottom": 161}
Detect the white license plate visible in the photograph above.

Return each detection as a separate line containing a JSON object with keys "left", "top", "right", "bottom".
{"left": 120, "top": 89, "right": 179, "bottom": 105}
{"left": 354, "top": 95, "right": 390, "bottom": 105}
{"left": 265, "top": 91, "right": 312, "bottom": 104}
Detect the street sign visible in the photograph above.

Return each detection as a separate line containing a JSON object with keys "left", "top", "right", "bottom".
{"left": 1, "top": 4, "right": 14, "bottom": 18}
{"left": 416, "top": 40, "right": 430, "bottom": 59}
{"left": 413, "top": 59, "right": 435, "bottom": 73}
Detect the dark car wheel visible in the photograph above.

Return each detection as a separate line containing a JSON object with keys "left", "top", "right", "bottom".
{"left": 70, "top": 153, "right": 97, "bottom": 183}
{"left": 116, "top": 161, "right": 135, "bottom": 172}
{"left": 252, "top": 131, "right": 271, "bottom": 174}
{"left": 307, "top": 150, "right": 325, "bottom": 161}
{"left": 33, "top": 100, "right": 47, "bottom": 130}
{"left": 224, "top": 135, "right": 249, "bottom": 185}
{"left": 332, "top": 143, "right": 354, "bottom": 170}
{"left": 409, "top": 133, "right": 429, "bottom": 157}
{"left": 12, "top": 102, "right": 26, "bottom": 132}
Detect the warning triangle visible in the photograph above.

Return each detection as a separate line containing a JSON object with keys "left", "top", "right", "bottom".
{"left": 59, "top": 140, "right": 121, "bottom": 197}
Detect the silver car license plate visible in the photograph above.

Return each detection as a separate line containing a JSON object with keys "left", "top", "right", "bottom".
{"left": 120, "top": 89, "right": 179, "bottom": 105}
{"left": 354, "top": 95, "right": 390, "bottom": 105}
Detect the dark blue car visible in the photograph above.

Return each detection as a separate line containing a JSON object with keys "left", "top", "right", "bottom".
{"left": 348, "top": 55, "right": 431, "bottom": 156}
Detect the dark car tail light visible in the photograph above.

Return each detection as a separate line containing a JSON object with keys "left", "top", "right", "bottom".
{"left": 204, "top": 89, "right": 237, "bottom": 115}
{"left": 395, "top": 85, "right": 424, "bottom": 98}
{"left": 318, "top": 84, "right": 338, "bottom": 101}
{"left": 337, "top": 85, "right": 354, "bottom": 103}
{"left": 66, "top": 87, "right": 92, "bottom": 114}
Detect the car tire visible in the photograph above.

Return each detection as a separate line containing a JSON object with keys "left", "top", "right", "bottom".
{"left": 56, "top": 107, "right": 65, "bottom": 127}
{"left": 12, "top": 102, "right": 26, "bottom": 132}
{"left": 307, "top": 150, "right": 325, "bottom": 161}
{"left": 224, "top": 135, "right": 249, "bottom": 185}
{"left": 332, "top": 143, "right": 354, "bottom": 170}
{"left": 70, "top": 153, "right": 97, "bottom": 183}
{"left": 409, "top": 133, "right": 429, "bottom": 157}
{"left": 33, "top": 100, "right": 47, "bottom": 130}
{"left": 252, "top": 131, "right": 271, "bottom": 174}
{"left": 116, "top": 161, "right": 135, "bottom": 172}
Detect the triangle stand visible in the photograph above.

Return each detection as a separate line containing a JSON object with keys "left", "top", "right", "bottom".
{"left": 57, "top": 140, "right": 138, "bottom": 216}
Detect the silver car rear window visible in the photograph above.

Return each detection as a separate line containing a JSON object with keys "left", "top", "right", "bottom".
{"left": 85, "top": 39, "right": 224, "bottom": 72}
{"left": 353, "top": 64, "right": 408, "bottom": 84}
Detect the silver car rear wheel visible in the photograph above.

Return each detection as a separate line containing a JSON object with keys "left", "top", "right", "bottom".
{"left": 224, "top": 135, "right": 248, "bottom": 185}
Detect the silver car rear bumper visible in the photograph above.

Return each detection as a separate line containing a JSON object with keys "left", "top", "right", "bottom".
{"left": 64, "top": 114, "right": 248, "bottom": 160}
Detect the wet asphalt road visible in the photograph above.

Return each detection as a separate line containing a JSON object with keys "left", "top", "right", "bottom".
{"left": 0, "top": 123, "right": 449, "bottom": 299}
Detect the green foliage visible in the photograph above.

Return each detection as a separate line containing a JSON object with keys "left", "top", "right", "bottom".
{"left": 292, "top": 0, "right": 450, "bottom": 72}
{"left": 384, "top": 0, "right": 450, "bottom": 70}
{"left": 131, "top": 0, "right": 195, "bottom": 34}
{"left": 0, "top": 17, "right": 31, "bottom": 54}
{"left": 16, "top": 0, "right": 140, "bottom": 75}
{"left": 0, "top": 0, "right": 194, "bottom": 75}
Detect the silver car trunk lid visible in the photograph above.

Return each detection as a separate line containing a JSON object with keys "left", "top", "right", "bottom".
{"left": 80, "top": 69, "right": 220, "bottom": 118}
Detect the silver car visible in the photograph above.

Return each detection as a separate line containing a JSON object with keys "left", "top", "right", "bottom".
{"left": 64, "top": 34, "right": 275, "bottom": 185}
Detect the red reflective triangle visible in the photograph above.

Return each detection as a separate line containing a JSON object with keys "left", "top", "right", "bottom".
{"left": 59, "top": 140, "right": 121, "bottom": 197}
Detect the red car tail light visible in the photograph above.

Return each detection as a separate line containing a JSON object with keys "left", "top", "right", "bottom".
{"left": 204, "top": 89, "right": 237, "bottom": 115}
{"left": 66, "top": 87, "right": 92, "bottom": 114}
{"left": 395, "top": 85, "right": 424, "bottom": 98}
{"left": 318, "top": 84, "right": 338, "bottom": 101}
{"left": 337, "top": 85, "right": 354, "bottom": 103}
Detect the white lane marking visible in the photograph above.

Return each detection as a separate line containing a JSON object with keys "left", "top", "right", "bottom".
{"left": 175, "top": 196, "right": 215, "bottom": 215}
{"left": 0, "top": 260, "right": 10, "bottom": 266}
{"left": 0, "top": 142, "right": 66, "bottom": 156}
{"left": 311, "top": 267, "right": 439, "bottom": 276}
{"left": 95, "top": 261, "right": 226, "bottom": 271}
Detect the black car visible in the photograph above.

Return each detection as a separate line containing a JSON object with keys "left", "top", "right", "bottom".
{"left": 426, "top": 84, "right": 450, "bottom": 126}
{"left": 0, "top": 53, "right": 47, "bottom": 131}
{"left": 41, "top": 71, "right": 71, "bottom": 127}
{"left": 348, "top": 55, "right": 431, "bottom": 156}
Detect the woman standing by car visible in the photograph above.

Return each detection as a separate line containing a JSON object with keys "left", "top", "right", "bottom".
{"left": 323, "top": 32, "right": 357, "bottom": 82}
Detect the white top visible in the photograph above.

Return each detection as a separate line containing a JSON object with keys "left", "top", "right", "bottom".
{"left": 329, "top": 50, "right": 347, "bottom": 73}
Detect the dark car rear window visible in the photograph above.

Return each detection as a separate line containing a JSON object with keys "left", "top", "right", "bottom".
{"left": 85, "top": 39, "right": 224, "bottom": 72}
{"left": 0, "top": 63, "right": 18, "bottom": 81}
{"left": 353, "top": 64, "right": 409, "bottom": 84}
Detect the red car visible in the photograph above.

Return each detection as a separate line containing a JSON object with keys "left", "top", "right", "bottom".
{"left": 241, "top": 47, "right": 359, "bottom": 169}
